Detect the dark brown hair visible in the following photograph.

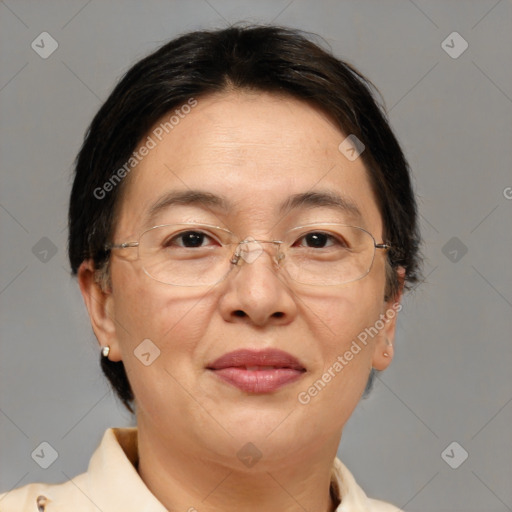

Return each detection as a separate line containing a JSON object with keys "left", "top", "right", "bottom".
{"left": 68, "top": 25, "right": 421, "bottom": 412}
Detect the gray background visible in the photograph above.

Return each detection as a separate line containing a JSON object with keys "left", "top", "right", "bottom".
{"left": 1, "top": 1, "right": 511, "bottom": 510}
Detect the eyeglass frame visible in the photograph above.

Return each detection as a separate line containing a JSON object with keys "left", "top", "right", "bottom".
{"left": 104, "top": 222, "right": 391, "bottom": 287}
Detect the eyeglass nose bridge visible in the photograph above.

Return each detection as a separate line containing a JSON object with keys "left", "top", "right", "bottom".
{"left": 230, "top": 237, "right": 285, "bottom": 266}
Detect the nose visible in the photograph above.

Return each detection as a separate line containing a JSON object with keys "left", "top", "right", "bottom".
{"left": 219, "top": 239, "right": 297, "bottom": 327}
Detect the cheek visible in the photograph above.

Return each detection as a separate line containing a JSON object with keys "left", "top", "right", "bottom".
{"left": 301, "top": 276, "right": 384, "bottom": 354}
{"left": 111, "top": 260, "right": 217, "bottom": 362}
{"left": 111, "top": 273, "right": 220, "bottom": 417}
{"left": 115, "top": 286, "right": 213, "bottom": 348}
{"left": 294, "top": 280, "right": 384, "bottom": 427}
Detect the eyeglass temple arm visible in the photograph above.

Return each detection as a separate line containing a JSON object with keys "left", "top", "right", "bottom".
{"left": 105, "top": 242, "right": 139, "bottom": 250}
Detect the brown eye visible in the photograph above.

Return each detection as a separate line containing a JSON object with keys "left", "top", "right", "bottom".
{"left": 165, "top": 231, "right": 213, "bottom": 248}
{"left": 295, "top": 232, "right": 347, "bottom": 249}
{"left": 304, "top": 232, "right": 329, "bottom": 248}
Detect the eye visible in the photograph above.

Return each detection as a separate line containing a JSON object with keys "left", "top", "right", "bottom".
{"left": 164, "top": 230, "right": 217, "bottom": 248}
{"left": 294, "top": 231, "right": 348, "bottom": 249}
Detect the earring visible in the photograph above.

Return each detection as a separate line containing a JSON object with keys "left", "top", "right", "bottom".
{"left": 383, "top": 338, "right": 392, "bottom": 358}
{"left": 101, "top": 346, "right": 110, "bottom": 358}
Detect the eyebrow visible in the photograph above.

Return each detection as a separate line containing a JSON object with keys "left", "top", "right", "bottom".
{"left": 146, "top": 190, "right": 230, "bottom": 226}
{"left": 145, "top": 189, "right": 362, "bottom": 225}
{"left": 278, "top": 190, "right": 363, "bottom": 220}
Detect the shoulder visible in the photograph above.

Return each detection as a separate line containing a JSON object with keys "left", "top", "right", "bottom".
{"left": 366, "top": 498, "right": 403, "bottom": 511}
{"left": 0, "top": 428, "right": 144, "bottom": 512}
{"left": 0, "top": 473, "right": 91, "bottom": 511}
{"left": 332, "top": 458, "right": 403, "bottom": 512}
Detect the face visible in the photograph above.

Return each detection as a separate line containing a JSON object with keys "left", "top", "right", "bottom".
{"left": 81, "top": 90, "right": 400, "bottom": 468}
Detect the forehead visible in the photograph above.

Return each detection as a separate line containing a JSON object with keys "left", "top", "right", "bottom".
{"left": 115, "top": 91, "right": 383, "bottom": 236}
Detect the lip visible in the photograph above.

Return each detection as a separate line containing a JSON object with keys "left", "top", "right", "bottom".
{"left": 206, "top": 349, "right": 306, "bottom": 393}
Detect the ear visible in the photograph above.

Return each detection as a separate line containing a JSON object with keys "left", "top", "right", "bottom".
{"left": 371, "top": 266, "right": 405, "bottom": 371}
{"left": 78, "top": 260, "right": 122, "bottom": 362}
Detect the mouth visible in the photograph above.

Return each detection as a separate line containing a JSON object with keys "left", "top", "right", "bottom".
{"left": 206, "top": 349, "right": 306, "bottom": 393}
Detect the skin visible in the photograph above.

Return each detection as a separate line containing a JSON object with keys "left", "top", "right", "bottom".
{"left": 79, "top": 90, "right": 403, "bottom": 512}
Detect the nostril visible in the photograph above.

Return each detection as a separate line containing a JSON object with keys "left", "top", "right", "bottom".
{"left": 233, "top": 310, "right": 246, "bottom": 317}
{"left": 272, "top": 312, "right": 284, "bottom": 318}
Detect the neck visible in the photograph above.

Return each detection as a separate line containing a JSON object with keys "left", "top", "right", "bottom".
{"left": 136, "top": 421, "right": 340, "bottom": 512}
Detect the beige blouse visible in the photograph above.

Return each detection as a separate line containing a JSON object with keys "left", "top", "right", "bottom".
{"left": 0, "top": 428, "right": 402, "bottom": 511}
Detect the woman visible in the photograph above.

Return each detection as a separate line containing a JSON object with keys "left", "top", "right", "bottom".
{"left": 1, "top": 25, "right": 420, "bottom": 511}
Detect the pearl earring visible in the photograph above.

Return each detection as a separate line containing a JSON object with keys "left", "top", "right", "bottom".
{"left": 101, "top": 346, "right": 110, "bottom": 358}
{"left": 383, "top": 338, "right": 392, "bottom": 357}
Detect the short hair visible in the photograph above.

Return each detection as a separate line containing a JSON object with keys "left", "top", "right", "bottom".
{"left": 68, "top": 25, "right": 421, "bottom": 412}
